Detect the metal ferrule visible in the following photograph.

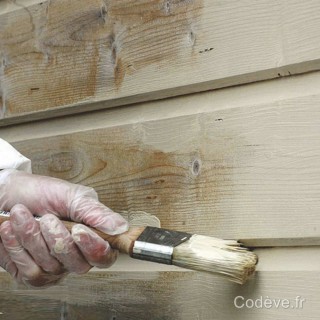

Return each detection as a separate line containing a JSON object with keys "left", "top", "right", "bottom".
{"left": 131, "top": 226, "right": 191, "bottom": 265}
{"left": 0, "top": 210, "right": 10, "bottom": 218}
{"left": 132, "top": 241, "right": 174, "bottom": 265}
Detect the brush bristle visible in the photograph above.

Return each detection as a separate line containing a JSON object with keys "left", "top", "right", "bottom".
{"left": 172, "top": 235, "right": 258, "bottom": 284}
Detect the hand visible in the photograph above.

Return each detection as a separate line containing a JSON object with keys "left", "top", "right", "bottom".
{"left": 0, "top": 169, "right": 129, "bottom": 288}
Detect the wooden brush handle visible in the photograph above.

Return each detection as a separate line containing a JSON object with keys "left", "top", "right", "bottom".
{"left": 0, "top": 213, "right": 145, "bottom": 255}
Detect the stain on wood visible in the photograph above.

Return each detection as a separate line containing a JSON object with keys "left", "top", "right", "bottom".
{"left": 0, "top": 0, "right": 203, "bottom": 117}
{"left": 1, "top": 0, "right": 320, "bottom": 123}
{"left": 10, "top": 87, "right": 320, "bottom": 244}
{"left": 14, "top": 113, "right": 239, "bottom": 233}
{"left": 106, "top": 0, "right": 203, "bottom": 88}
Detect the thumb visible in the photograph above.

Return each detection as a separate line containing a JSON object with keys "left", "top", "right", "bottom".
{"left": 0, "top": 169, "right": 128, "bottom": 235}
{"left": 68, "top": 188, "right": 129, "bottom": 235}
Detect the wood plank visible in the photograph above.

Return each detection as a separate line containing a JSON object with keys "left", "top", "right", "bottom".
{"left": 1, "top": 0, "right": 320, "bottom": 125}
{"left": 0, "top": 248, "right": 319, "bottom": 319}
{"left": 1, "top": 72, "right": 320, "bottom": 246}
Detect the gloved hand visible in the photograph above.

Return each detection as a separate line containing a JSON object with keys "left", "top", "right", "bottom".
{"left": 0, "top": 169, "right": 129, "bottom": 288}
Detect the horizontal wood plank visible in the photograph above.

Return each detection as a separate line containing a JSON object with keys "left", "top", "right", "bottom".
{"left": 1, "top": 72, "right": 320, "bottom": 246}
{"left": 1, "top": 0, "right": 320, "bottom": 125}
{"left": 0, "top": 248, "right": 319, "bottom": 320}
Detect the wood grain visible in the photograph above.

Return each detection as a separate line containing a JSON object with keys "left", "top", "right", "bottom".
{"left": 1, "top": 0, "right": 320, "bottom": 125}
{"left": 1, "top": 73, "right": 320, "bottom": 246}
{"left": 0, "top": 248, "right": 319, "bottom": 320}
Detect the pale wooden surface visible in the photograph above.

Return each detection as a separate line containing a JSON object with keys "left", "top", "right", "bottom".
{"left": 1, "top": 2, "right": 319, "bottom": 318}
{"left": 1, "top": 72, "right": 320, "bottom": 246}
{"left": 1, "top": 0, "right": 320, "bottom": 125}
{"left": 0, "top": 248, "right": 319, "bottom": 320}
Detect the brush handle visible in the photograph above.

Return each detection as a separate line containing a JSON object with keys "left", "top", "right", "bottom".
{"left": 0, "top": 211, "right": 145, "bottom": 255}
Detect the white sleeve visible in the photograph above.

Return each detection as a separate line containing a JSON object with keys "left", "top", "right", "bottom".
{"left": 0, "top": 138, "right": 32, "bottom": 173}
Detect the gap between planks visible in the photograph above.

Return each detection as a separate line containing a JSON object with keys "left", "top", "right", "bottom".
{"left": 1, "top": 71, "right": 320, "bottom": 142}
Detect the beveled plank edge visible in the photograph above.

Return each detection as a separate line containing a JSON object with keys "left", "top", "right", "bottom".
{"left": 2, "top": 70, "right": 320, "bottom": 143}
{"left": 1, "top": 61, "right": 319, "bottom": 127}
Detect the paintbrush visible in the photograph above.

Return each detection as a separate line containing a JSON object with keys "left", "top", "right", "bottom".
{"left": 0, "top": 210, "right": 257, "bottom": 284}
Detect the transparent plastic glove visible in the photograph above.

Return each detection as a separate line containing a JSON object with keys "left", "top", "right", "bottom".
{"left": 0, "top": 169, "right": 129, "bottom": 288}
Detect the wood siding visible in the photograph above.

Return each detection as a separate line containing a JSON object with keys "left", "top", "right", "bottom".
{"left": 0, "top": 249, "right": 319, "bottom": 319}
{"left": 0, "top": 1, "right": 319, "bottom": 318}
{"left": 1, "top": 0, "right": 320, "bottom": 125}
{"left": 1, "top": 73, "right": 320, "bottom": 246}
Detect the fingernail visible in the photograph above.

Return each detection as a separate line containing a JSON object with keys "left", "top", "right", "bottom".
{"left": 72, "top": 225, "right": 90, "bottom": 244}
{"left": 114, "top": 218, "right": 129, "bottom": 234}
{"left": 0, "top": 221, "right": 12, "bottom": 237}
{"left": 104, "top": 217, "right": 129, "bottom": 235}
{"left": 11, "top": 206, "right": 31, "bottom": 226}
{"left": 11, "top": 213, "right": 26, "bottom": 227}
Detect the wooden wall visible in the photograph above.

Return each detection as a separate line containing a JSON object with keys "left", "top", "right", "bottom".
{"left": 1, "top": 249, "right": 320, "bottom": 319}
{"left": 1, "top": 0, "right": 320, "bottom": 319}
{"left": 1, "top": 0, "right": 320, "bottom": 125}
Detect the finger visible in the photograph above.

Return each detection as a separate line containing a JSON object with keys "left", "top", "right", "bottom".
{"left": 0, "top": 224, "right": 65, "bottom": 288}
{"left": 69, "top": 195, "right": 129, "bottom": 235}
{"left": 0, "top": 221, "right": 43, "bottom": 284}
{"left": 24, "top": 272, "right": 66, "bottom": 288}
{"left": 0, "top": 238, "right": 19, "bottom": 280}
{"left": 72, "top": 224, "right": 118, "bottom": 268}
{"left": 40, "top": 214, "right": 91, "bottom": 274}
{"left": 10, "top": 204, "right": 63, "bottom": 275}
